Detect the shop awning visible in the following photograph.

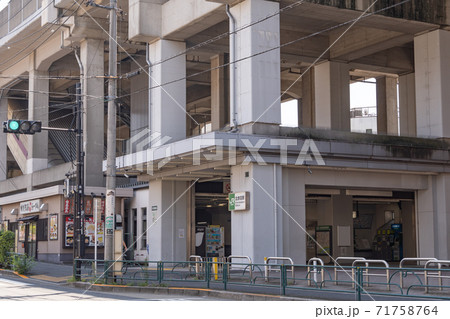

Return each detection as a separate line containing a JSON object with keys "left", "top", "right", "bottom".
{"left": 17, "top": 215, "right": 39, "bottom": 222}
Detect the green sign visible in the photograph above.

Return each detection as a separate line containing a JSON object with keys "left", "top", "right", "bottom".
{"left": 228, "top": 192, "right": 248, "bottom": 211}
{"left": 228, "top": 193, "right": 236, "bottom": 211}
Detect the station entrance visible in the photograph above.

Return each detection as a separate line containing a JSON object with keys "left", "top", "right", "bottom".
{"left": 305, "top": 189, "right": 416, "bottom": 263}
{"left": 194, "top": 182, "right": 231, "bottom": 258}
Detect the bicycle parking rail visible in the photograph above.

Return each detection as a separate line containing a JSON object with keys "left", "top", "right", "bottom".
{"left": 424, "top": 260, "right": 450, "bottom": 293}
{"left": 307, "top": 257, "right": 324, "bottom": 287}
{"left": 226, "top": 255, "right": 253, "bottom": 282}
{"left": 334, "top": 257, "right": 366, "bottom": 287}
{"left": 188, "top": 255, "right": 203, "bottom": 275}
{"left": 352, "top": 259, "right": 390, "bottom": 290}
{"left": 399, "top": 258, "right": 437, "bottom": 289}
{"left": 264, "top": 257, "right": 295, "bottom": 283}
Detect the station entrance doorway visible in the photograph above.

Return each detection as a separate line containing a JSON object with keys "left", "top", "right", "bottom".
{"left": 194, "top": 181, "right": 231, "bottom": 258}
{"left": 305, "top": 189, "right": 416, "bottom": 262}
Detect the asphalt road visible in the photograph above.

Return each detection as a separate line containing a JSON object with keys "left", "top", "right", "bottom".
{"left": 0, "top": 276, "right": 226, "bottom": 301}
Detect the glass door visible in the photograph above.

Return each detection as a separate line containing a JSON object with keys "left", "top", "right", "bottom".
{"left": 25, "top": 222, "right": 37, "bottom": 259}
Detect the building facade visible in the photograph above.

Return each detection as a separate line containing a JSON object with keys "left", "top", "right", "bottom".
{"left": 1, "top": 0, "right": 450, "bottom": 264}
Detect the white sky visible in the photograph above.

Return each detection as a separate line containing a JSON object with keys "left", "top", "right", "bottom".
{"left": 281, "top": 79, "right": 376, "bottom": 127}
{"left": 0, "top": 0, "right": 7, "bottom": 11}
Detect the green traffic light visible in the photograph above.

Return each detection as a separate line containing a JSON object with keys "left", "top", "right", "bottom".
{"left": 8, "top": 120, "right": 19, "bottom": 131}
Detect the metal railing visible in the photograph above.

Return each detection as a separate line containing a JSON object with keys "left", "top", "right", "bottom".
{"left": 307, "top": 257, "right": 324, "bottom": 287}
{"left": 352, "top": 259, "right": 390, "bottom": 291}
{"left": 424, "top": 260, "right": 450, "bottom": 293}
{"left": 334, "top": 257, "right": 366, "bottom": 287}
{"left": 226, "top": 255, "right": 253, "bottom": 282}
{"left": 264, "top": 257, "right": 294, "bottom": 283}
{"left": 399, "top": 257, "right": 437, "bottom": 289}
{"left": 72, "top": 258, "right": 450, "bottom": 301}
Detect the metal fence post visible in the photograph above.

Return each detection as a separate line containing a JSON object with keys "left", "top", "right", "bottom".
{"left": 206, "top": 260, "right": 211, "bottom": 289}
{"left": 281, "top": 264, "right": 286, "bottom": 296}
{"left": 158, "top": 262, "right": 163, "bottom": 285}
{"left": 104, "top": 261, "right": 109, "bottom": 284}
{"left": 223, "top": 262, "right": 228, "bottom": 290}
{"left": 73, "top": 259, "right": 77, "bottom": 281}
{"left": 355, "top": 267, "right": 362, "bottom": 301}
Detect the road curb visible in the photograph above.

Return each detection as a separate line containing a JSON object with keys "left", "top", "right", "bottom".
{"left": 0, "top": 268, "right": 28, "bottom": 279}
{"left": 66, "top": 282, "right": 306, "bottom": 301}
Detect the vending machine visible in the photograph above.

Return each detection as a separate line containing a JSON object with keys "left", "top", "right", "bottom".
{"left": 205, "top": 225, "right": 224, "bottom": 257}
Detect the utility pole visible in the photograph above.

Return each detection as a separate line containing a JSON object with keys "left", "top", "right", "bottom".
{"left": 74, "top": 82, "right": 85, "bottom": 279}
{"left": 105, "top": 0, "right": 118, "bottom": 262}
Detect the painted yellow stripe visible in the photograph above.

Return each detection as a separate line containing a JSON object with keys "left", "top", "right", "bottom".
{"left": 94, "top": 283, "right": 129, "bottom": 288}
{"left": 169, "top": 287, "right": 212, "bottom": 292}
{"left": 0, "top": 268, "right": 28, "bottom": 279}
{"left": 14, "top": 272, "right": 29, "bottom": 279}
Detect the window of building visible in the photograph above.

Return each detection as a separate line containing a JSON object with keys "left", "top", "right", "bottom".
{"left": 141, "top": 207, "right": 147, "bottom": 249}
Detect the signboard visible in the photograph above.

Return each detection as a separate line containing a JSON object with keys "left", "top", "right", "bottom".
{"left": 316, "top": 225, "right": 332, "bottom": 256}
{"left": 64, "top": 199, "right": 70, "bottom": 215}
{"left": 85, "top": 216, "right": 104, "bottom": 247}
{"left": 19, "top": 199, "right": 42, "bottom": 215}
{"left": 228, "top": 192, "right": 249, "bottom": 211}
{"left": 64, "top": 216, "right": 74, "bottom": 247}
{"left": 63, "top": 215, "right": 104, "bottom": 248}
{"left": 49, "top": 215, "right": 58, "bottom": 240}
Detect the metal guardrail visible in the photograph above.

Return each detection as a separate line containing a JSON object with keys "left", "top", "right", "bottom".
{"left": 352, "top": 259, "right": 390, "bottom": 291}
{"left": 264, "top": 257, "right": 294, "bottom": 283}
{"left": 188, "top": 255, "right": 203, "bottom": 275}
{"left": 307, "top": 257, "right": 324, "bottom": 287}
{"left": 334, "top": 257, "right": 366, "bottom": 287}
{"left": 424, "top": 260, "right": 450, "bottom": 293}
{"left": 227, "top": 255, "right": 253, "bottom": 282}
{"left": 399, "top": 258, "right": 437, "bottom": 289}
{"left": 72, "top": 258, "right": 450, "bottom": 300}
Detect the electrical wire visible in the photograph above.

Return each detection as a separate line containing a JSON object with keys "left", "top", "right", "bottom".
{"left": 115, "top": 0, "right": 413, "bottom": 100}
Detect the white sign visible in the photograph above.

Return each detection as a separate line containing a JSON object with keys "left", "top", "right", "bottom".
{"left": 19, "top": 199, "right": 42, "bottom": 215}
{"left": 228, "top": 192, "right": 249, "bottom": 211}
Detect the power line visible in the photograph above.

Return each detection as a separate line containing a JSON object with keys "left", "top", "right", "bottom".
{"left": 115, "top": 0, "right": 413, "bottom": 101}
{"left": 0, "top": 1, "right": 83, "bottom": 69}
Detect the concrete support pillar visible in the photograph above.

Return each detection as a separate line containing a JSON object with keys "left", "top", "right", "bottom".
{"left": 81, "top": 39, "right": 104, "bottom": 187}
{"left": 417, "top": 175, "right": 450, "bottom": 259}
{"left": 376, "top": 76, "right": 398, "bottom": 135}
{"left": 414, "top": 29, "right": 450, "bottom": 138}
{"left": 281, "top": 167, "right": 306, "bottom": 264}
{"left": 130, "top": 57, "right": 149, "bottom": 141}
{"left": 27, "top": 61, "right": 49, "bottom": 173}
{"left": 399, "top": 73, "right": 416, "bottom": 137}
{"left": 231, "top": 164, "right": 284, "bottom": 264}
{"left": 147, "top": 180, "right": 188, "bottom": 261}
{"left": 211, "top": 54, "right": 228, "bottom": 131}
{"left": 149, "top": 39, "right": 186, "bottom": 145}
{"left": 331, "top": 194, "right": 353, "bottom": 259}
{"left": 0, "top": 97, "right": 7, "bottom": 181}
{"left": 298, "top": 69, "right": 314, "bottom": 128}
{"left": 314, "top": 61, "right": 350, "bottom": 131}
{"left": 231, "top": 0, "right": 281, "bottom": 134}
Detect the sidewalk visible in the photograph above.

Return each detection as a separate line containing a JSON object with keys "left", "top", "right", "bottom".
{"left": 27, "top": 261, "right": 73, "bottom": 283}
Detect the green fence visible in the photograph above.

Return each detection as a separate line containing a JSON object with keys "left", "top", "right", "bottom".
{"left": 73, "top": 259, "right": 450, "bottom": 300}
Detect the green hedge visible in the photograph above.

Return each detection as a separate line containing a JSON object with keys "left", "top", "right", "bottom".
{"left": 0, "top": 230, "right": 15, "bottom": 268}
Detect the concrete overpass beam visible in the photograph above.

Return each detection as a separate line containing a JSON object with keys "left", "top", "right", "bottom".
{"left": 399, "top": 73, "right": 416, "bottom": 137}
{"left": 27, "top": 53, "right": 49, "bottom": 175}
{"left": 314, "top": 61, "right": 350, "bottom": 131}
{"left": 81, "top": 38, "right": 104, "bottom": 187}
{"left": 414, "top": 29, "right": 450, "bottom": 138}
{"left": 231, "top": 0, "right": 281, "bottom": 134}
{"left": 149, "top": 39, "right": 186, "bottom": 145}
{"left": 376, "top": 76, "right": 398, "bottom": 135}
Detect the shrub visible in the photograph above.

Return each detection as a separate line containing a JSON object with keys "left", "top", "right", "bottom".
{"left": 0, "top": 230, "right": 15, "bottom": 268}
{"left": 12, "top": 254, "right": 35, "bottom": 275}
